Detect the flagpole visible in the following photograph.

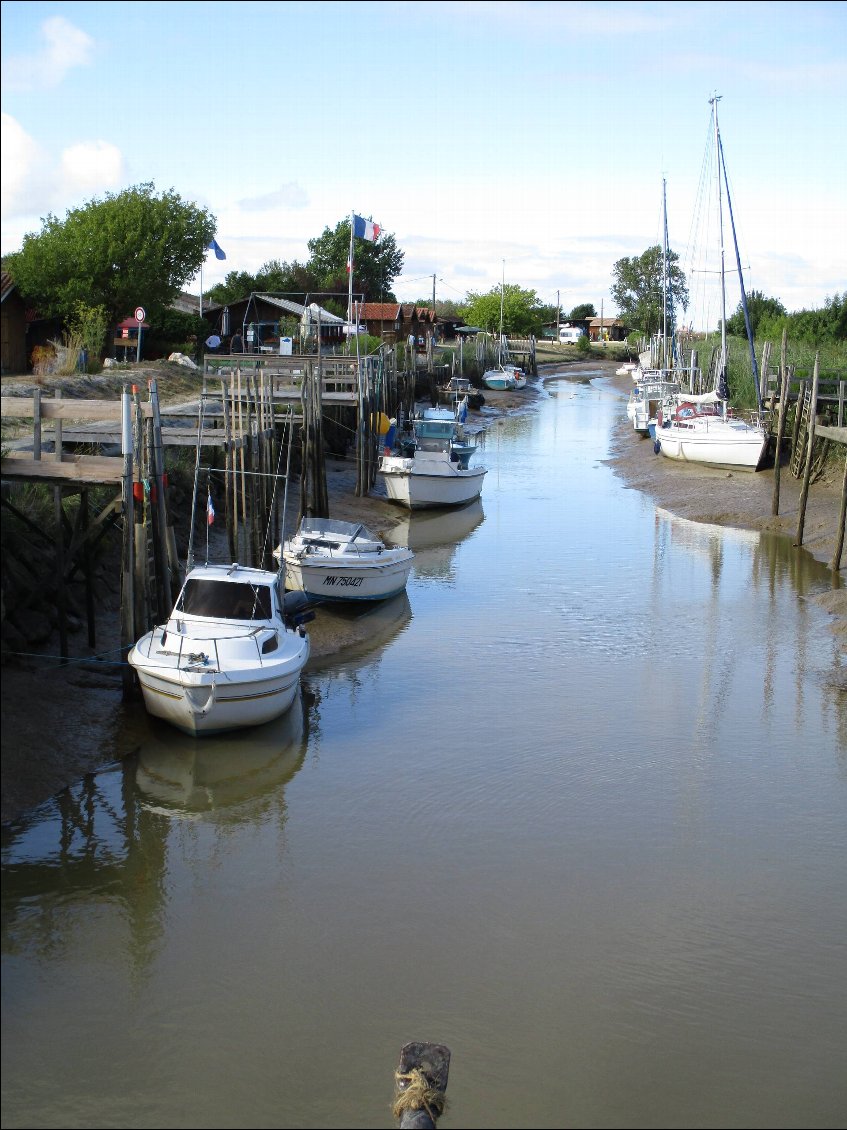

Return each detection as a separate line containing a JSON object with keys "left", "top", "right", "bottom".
{"left": 348, "top": 211, "right": 355, "bottom": 353}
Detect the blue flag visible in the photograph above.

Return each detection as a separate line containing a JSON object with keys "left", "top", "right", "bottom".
{"left": 208, "top": 239, "right": 226, "bottom": 260}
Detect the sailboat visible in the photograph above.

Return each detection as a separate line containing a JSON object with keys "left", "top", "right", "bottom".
{"left": 653, "top": 97, "right": 769, "bottom": 471}
{"left": 626, "top": 178, "right": 683, "bottom": 437}
{"left": 482, "top": 264, "right": 517, "bottom": 390}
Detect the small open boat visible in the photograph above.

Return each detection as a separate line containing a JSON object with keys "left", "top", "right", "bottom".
{"left": 275, "top": 517, "right": 414, "bottom": 602}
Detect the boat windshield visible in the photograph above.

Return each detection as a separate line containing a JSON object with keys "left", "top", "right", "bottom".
{"left": 175, "top": 579, "right": 273, "bottom": 620}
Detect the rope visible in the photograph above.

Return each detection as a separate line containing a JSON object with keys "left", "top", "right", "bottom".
{"left": 392, "top": 1067, "right": 446, "bottom": 1122}
{"left": 3, "top": 650, "right": 128, "bottom": 668}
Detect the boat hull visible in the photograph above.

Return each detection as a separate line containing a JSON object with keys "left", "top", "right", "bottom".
{"left": 655, "top": 423, "right": 767, "bottom": 470}
{"left": 129, "top": 630, "right": 309, "bottom": 736}
{"left": 378, "top": 455, "right": 486, "bottom": 509}
{"left": 282, "top": 552, "right": 414, "bottom": 602}
{"left": 482, "top": 373, "right": 515, "bottom": 391}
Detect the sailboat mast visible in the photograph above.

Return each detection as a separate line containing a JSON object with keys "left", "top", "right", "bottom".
{"left": 662, "top": 177, "right": 669, "bottom": 368}
{"left": 711, "top": 95, "right": 727, "bottom": 359}
{"left": 498, "top": 259, "right": 505, "bottom": 365}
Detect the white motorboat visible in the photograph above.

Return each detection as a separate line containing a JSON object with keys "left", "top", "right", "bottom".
{"left": 627, "top": 369, "right": 681, "bottom": 436}
{"left": 274, "top": 517, "right": 414, "bottom": 602}
{"left": 415, "top": 401, "right": 479, "bottom": 469}
{"left": 129, "top": 563, "right": 311, "bottom": 736}
{"left": 379, "top": 403, "right": 486, "bottom": 509}
{"left": 378, "top": 447, "right": 487, "bottom": 509}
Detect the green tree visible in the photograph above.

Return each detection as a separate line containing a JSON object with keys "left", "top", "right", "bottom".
{"left": 569, "top": 302, "right": 597, "bottom": 320}
{"left": 610, "top": 245, "right": 688, "bottom": 335}
{"left": 5, "top": 183, "right": 216, "bottom": 336}
{"left": 306, "top": 217, "right": 404, "bottom": 302}
{"left": 206, "top": 258, "right": 318, "bottom": 306}
{"left": 462, "top": 284, "right": 546, "bottom": 335}
{"left": 725, "top": 290, "right": 787, "bottom": 339}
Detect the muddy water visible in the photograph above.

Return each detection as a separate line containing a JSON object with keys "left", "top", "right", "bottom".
{"left": 2, "top": 370, "right": 845, "bottom": 1129}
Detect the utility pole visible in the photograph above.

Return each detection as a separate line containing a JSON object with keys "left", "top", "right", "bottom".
{"left": 556, "top": 290, "right": 560, "bottom": 338}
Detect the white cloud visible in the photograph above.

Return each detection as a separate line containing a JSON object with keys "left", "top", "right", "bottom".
{"left": 3, "top": 16, "right": 95, "bottom": 91}
{"left": 0, "top": 113, "right": 52, "bottom": 218}
{"left": 237, "top": 183, "right": 310, "bottom": 211}
{"left": 60, "top": 140, "right": 124, "bottom": 195}
{"left": 0, "top": 115, "right": 125, "bottom": 252}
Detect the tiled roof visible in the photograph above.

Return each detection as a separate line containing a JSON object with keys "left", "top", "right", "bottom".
{"left": 360, "top": 303, "right": 402, "bottom": 319}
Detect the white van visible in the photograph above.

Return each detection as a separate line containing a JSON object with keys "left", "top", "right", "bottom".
{"left": 558, "top": 326, "right": 585, "bottom": 345}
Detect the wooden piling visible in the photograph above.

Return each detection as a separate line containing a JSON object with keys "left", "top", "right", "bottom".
{"left": 795, "top": 354, "right": 820, "bottom": 548}
{"left": 771, "top": 329, "right": 789, "bottom": 516}
{"left": 392, "top": 1042, "right": 450, "bottom": 1129}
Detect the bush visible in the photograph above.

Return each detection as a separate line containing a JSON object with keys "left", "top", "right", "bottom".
{"left": 68, "top": 302, "right": 109, "bottom": 372}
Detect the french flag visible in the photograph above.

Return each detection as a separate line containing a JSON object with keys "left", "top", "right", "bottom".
{"left": 352, "top": 214, "right": 380, "bottom": 242}
{"left": 207, "top": 493, "right": 215, "bottom": 525}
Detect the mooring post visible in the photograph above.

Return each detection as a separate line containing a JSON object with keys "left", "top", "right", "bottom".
{"left": 795, "top": 353, "right": 820, "bottom": 548}
{"left": 120, "top": 389, "right": 135, "bottom": 698}
{"left": 771, "top": 329, "right": 790, "bottom": 516}
{"left": 392, "top": 1042, "right": 450, "bottom": 1129}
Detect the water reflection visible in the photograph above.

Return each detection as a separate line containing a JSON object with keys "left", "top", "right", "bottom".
{"left": 652, "top": 505, "right": 847, "bottom": 740}
{"left": 1, "top": 695, "right": 310, "bottom": 963}
{"left": 385, "top": 498, "right": 484, "bottom": 582}
{"left": 135, "top": 702, "right": 307, "bottom": 815}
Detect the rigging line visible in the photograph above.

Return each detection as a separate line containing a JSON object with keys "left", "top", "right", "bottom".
{"left": 186, "top": 391, "right": 207, "bottom": 569}
{"left": 260, "top": 408, "right": 293, "bottom": 566}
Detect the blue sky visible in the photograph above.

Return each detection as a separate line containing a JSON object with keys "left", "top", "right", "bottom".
{"left": 2, "top": 1, "right": 845, "bottom": 325}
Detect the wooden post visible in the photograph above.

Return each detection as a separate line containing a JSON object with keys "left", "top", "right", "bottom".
{"left": 54, "top": 486, "right": 68, "bottom": 664}
{"left": 81, "top": 489, "right": 96, "bottom": 649}
{"left": 392, "top": 1042, "right": 450, "bottom": 1129}
{"left": 237, "top": 368, "right": 248, "bottom": 562}
{"left": 771, "top": 329, "right": 789, "bottom": 516}
{"left": 832, "top": 450, "right": 847, "bottom": 573}
{"left": 54, "top": 389, "right": 63, "bottom": 462}
{"left": 148, "top": 379, "right": 172, "bottom": 620}
{"left": 120, "top": 390, "right": 136, "bottom": 697}
{"left": 222, "top": 376, "right": 237, "bottom": 562}
{"left": 33, "top": 389, "right": 42, "bottom": 461}
{"left": 795, "top": 354, "right": 820, "bottom": 547}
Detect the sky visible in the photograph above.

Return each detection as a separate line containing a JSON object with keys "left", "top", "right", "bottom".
{"left": 1, "top": 1, "right": 845, "bottom": 327}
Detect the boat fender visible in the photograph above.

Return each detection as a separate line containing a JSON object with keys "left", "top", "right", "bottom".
{"left": 654, "top": 440, "right": 661, "bottom": 455}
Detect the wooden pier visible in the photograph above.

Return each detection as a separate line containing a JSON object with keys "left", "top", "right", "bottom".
{"left": 0, "top": 348, "right": 414, "bottom": 689}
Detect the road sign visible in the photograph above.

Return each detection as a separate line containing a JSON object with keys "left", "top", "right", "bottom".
{"left": 135, "top": 307, "right": 145, "bottom": 322}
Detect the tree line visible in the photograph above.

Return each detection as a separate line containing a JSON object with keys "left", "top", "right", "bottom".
{"left": 4, "top": 183, "right": 842, "bottom": 373}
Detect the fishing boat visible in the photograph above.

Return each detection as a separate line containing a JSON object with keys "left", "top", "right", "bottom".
{"left": 654, "top": 96, "right": 768, "bottom": 471}
{"left": 415, "top": 399, "right": 479, "bottom": 468}
{"left": 274, "top": 517, "right": 414, "bottom": 602}
{"left": 128, "top": 563, "right": 312, "bottom": 736}
{"left": 378, "top": 401, "right": 487, "bottom": 509}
